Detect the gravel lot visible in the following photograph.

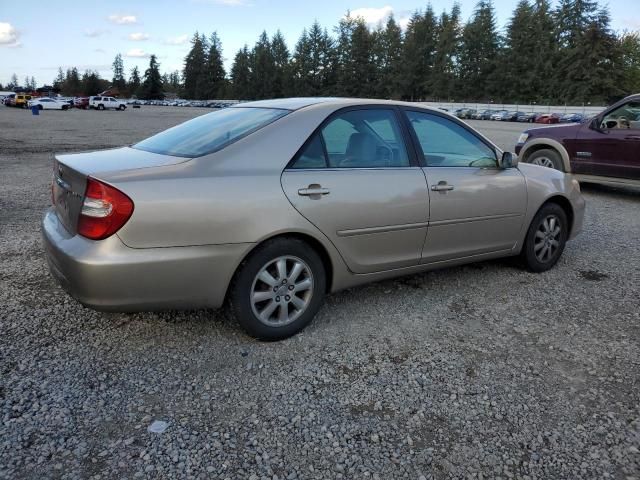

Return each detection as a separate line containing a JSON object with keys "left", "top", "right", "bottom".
{"left": 1, "top": 106, "right": 639, "bottom": 480}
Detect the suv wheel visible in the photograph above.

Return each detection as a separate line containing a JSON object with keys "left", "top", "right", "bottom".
{"left": 521, "top": 203, "right": 568, "bottom": 273}
{"left": 118, "top": 104, "right": 126, "bottom": 111}
{"left": 528, "top": 149, "right": 563, "bottom": 171}
{"left": 230, "top": 238, "right": 326, "bottom": 340}
{"left": 97, "top": 104, "right": 105, "bottom": 110}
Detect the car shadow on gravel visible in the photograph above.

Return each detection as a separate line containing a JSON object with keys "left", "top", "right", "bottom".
{"left": 579, "top": 182, "right": 640, "bottom": 199}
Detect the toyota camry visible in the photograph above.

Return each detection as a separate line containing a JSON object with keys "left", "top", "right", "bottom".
{"left": 43, "top": 98, "right": 585, "bottom": 340}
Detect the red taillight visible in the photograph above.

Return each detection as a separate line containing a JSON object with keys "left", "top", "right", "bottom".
{"left": 77, "top": 177, "right": 134, "bottom": 240}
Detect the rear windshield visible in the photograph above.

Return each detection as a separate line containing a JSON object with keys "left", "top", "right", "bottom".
{"left": 133, "top": 107, "right": 289, "bottom": 157}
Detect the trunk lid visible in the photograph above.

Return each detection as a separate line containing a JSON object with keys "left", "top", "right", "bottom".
{"left": 52, "top": 147, "right": 187, "bottom": 235}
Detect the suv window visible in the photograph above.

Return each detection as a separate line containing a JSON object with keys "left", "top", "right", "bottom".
{"left": 291, "top": 109, "right": 409, "bottom": 169}
{"left": 133, "top": 107, "right": 288, "bottom": 157}
{"left": 601, "top": 100, "right": 640, "bottom": 129}
{"left": 406, "top": 111, "right": 497, "bottom": 168}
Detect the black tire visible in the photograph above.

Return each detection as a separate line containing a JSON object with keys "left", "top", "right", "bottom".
{"left": 119, "top": 105, "right": 126, "bottom": 111}
{"left": 230, "top": 237, "right": 326, "bottom": 340}
{"left": 98, "top": 104, "right": 105, "bottom": 110}
{"left": 527, "top": 148, "right": 564, "bottom": 171}
{"left": 521, "top": 203, "right": 568, "bottom": 273}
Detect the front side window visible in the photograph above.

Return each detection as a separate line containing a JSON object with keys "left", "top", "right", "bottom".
{"left": 291, "top": 109, "right": 409, "bottom": 169}
{"left": 133, "top": 107, "right": 288, "bottom": 157}
{"left": 406, "top": 111, "right": 497, "bottom": 168}
{"left": 601, "top": 101, "right": 640, "bottom": 129}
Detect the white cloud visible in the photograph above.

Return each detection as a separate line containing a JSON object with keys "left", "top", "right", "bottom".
{"left": 108, "top": 14, "right": 138, "bottom": 25}
{"left": 128, "top": 32, "right": 150, "bottom": 41}
{"left": 164, "top": 34, "right": 189, "bottom": 45}
{"left": 84, "top": 28, "right": 109, "bottom": 38}
{"left": 0, "top": 22, "right": 21, "bottom": 47}
{"left": 347, "top": 6, "right": 411, "bottom": 29}
{"left": 125, "top": 48, "right": 150, "bottom": 58}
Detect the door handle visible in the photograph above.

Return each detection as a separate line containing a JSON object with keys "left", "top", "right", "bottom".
{"left": 431, "top": 181, "right": 454, "bottom": 192}
{"left": 298, "top": 184, "right": 330, "bottom": 197}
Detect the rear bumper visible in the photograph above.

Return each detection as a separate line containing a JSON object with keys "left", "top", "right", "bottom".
{"left": 42, "top": 208, "right": 253, "bottom": 311}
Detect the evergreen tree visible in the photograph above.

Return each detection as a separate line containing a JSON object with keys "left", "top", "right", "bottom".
{"left": 271, "top": 30, "right": 292, "bottom": 98}
{"left": 183, "top": 32, "right": 207, "bottom": 99}
{"left": 112, "top": 53, "right": 126, "bottom": 92}
{"left": 8, "top": 73, "right": 18, "bottom": 89}
{"left": 205, "top": 32, "right": 226, "bottom": 99}
{"left": 230, "top": 45, "right": 252, "bottom": 99}
{"left": 458, "top": 1, "right": 500, "bottom": 100}
{"left": 292, "top": 22, "right": 335, "bottom": 96}
{"left": 63, "top": 68, "right": 81, "bottom": 96}
{"left": 500, "top": 0, "right": 536, "bottom": 102}
{"left": 334, "top": 13, "right": 357, "bottom": 95}
{"left": 373, "top": 15, "right": 402, "bottom": 98}
{"left": 619, "top": 33, "right": 640, "bottom": 96}
{"left": 346, "top": 18, "right": 376, "bottom": 97}
{"left": 530, "top": 0, "right": 557, "bottom": 102}
{"left": 53, "top": 68, "right": 65, "bottom": 91}
{"left": 129, "top": 66, "right": 141, "bottom": 97}
{"left": 141, "top": 55, "right": 164, "bottom": 99}
{"left": 81, "top": 70, "right": 102, "bottom": 96}
{"left": 401, "top": 7, "right": 438, "bottom": 100}
{"left": 431, "top": 5, "right": 462, "bottom": 100}
{"left": 251, "top": 31, "right": 276, "bottom": 99}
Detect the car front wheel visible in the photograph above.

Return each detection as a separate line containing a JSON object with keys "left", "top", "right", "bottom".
{"left": 230, "top": 238, "right": 326, "bottom": 340}
{"left": 528, "top": 148, "right": 563, "bottom": 171}
{"left": 521, "top": 203, "right": 568, "bottom": 273}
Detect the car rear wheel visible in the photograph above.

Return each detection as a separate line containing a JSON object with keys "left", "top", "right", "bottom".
{"left": 98, "top": 104, "right": 105, "bottom": 110}
{"left": 528, "top": 148, "right": 563, "bottom": 171}
{"left": 230, "top": 238, "right": 326, "bottom": 340}
{"left": 521, "top": 203, "right": 568, "bottom": 273}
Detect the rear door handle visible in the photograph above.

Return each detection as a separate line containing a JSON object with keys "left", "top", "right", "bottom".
{"left": 431, "top": 181, "right": 454, "bottom": 192}
{"left": 298, "top": 184, "right": 330, "bottom": 197}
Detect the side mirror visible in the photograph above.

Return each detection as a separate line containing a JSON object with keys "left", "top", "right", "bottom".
{"left": 499, "top": 151, "right": 517, "bottom": 169}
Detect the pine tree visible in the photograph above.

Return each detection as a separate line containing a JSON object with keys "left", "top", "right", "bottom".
{"left": 205, "top": 32, "right": 226, "bottom": 99}
{"left": 251, "top": 31, "right": 276, "bottom": 99}
{"left": 619, "top": 33, "right": 640, "bottom": 96}
{"left": 63, "top": 68, "right": 81, "bottom": 96}
{"left": 82, "top": 70, "right": 102, "bottom": 96}
{"left": 141, "top": 55, "right": 164, "bottom": 99}
{"left": 292, "top": 22, "right": 335, "bottom": 96}
{"left": 530, "top": 0, "right": 557, "bottom": 102}
{"left": 183, "top": 33, "right": 207, "bottom": 99}
{"left": 458, "top": 0, "right": 500, "bottom": 101}
{"left": 334, "top": 13, "right": 357, "bottom": 95}
{"left": 371, "top": 17, "right": 404, "bottom": 99}
{"left": 500, "top": 0, "right": 536, "bottom": 102}
{"left": 401, "top": 7, "right": 438, "bottom": 100}
{"left": 53, "top": 68, "right": 65, "bottom": 92}
{"left": 112, "top": 53, "right": 126, "bottom": 92}
{"left": 231, "top": 45, "right": 252, "bottom": 99}
{"left": 346, "top": 18, "right": 376, "bottom": 97}
{"left": 431, "top": 5, "right": 462, "bottom": 101}
{"left": 271, "top": 30, "right": 292, "bottom": 98}
{"left": 129, "top": 66, "right": 141, "bottom": 97}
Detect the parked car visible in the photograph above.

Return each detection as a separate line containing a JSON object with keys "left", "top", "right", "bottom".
{"left": 490, "top": 110, "right": 509, "bottom": 120}
{"left": 89, "top": 96, "right": 127, "bottom": 110}
{"left": 517, "top": 112, "right": 537, "bottom": 123}
{"left": 27, "top": 97, "right": 70, "bottom": 110}
{"left": 535, "top": 113, "right": 560, "bottom": 124}
{"left": 3, "top": 93, "right": 15, "bottom": 106}
{"left": 74, "top": 97, "right": 90, "bottom": 109}
{"left": 559, "top": 112, "right": 584, "bottom": 123}
{"left": 516, "top": 93, "right": 640, "bottom": 187}
{"left": 43, "top": 98, "right": 584, "bottom": 340}
{"left": 10, "top": 94, "right": 32, "bottom": 108}
{"left": 472, "top": 109, "right": 493, "bottom": 120}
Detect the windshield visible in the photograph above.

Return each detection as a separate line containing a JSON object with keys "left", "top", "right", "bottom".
{"left": 133, "top": 107, "right": 289, "bottom": 157}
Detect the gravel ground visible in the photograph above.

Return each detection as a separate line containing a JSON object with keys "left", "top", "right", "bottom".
{"left": 1, "top": 106, "right": 639, "bottom": 480}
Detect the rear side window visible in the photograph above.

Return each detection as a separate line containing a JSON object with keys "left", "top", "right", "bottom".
{"left": 133, "top": 107, "right": 288, "bottom": 157}
{"left": 290, "top": 109, "right": 409, "bottom": 169}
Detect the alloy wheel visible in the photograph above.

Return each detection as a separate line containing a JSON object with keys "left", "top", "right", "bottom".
{"left": 531, "top": 156, "right": 555, "bottom": 169}
{"left": 250, "top": 256, "right": 314, "bottom": 327}
{"left": 534, "top": 215, "right": 561, "bottom": 263}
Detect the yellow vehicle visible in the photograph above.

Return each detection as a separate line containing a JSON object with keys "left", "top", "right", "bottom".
{"left": 13, "top": 94, "right": 32, "bottom": 108}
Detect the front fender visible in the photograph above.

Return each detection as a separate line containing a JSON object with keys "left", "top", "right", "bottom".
{"left": 519, "top": 138, "right": 572, "bottom": 173}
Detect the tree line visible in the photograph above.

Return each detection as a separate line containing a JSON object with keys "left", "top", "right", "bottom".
{"left": 5, "top": 0, "right": 639, "bottom": 104}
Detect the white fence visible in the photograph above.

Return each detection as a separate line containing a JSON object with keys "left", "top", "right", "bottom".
{"left": 418, "top": 101, "right": 605, "bottom": 116}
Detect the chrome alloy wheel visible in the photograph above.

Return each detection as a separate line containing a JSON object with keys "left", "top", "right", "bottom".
{"left": 250, "top": 256, "right": 314, "bottom": 327}
{"left": 534, "top": 215, "right": 561, "bottom": 263}
{"left": 531, "top": 156, "right": 555, "bottom": 169}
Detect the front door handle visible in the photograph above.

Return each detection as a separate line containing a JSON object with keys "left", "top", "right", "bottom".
{"left": 431, "top": 181, "right": 454, "bottom": 192}
{"left": 298, "top": 184, "right": 330, "bottom": 198}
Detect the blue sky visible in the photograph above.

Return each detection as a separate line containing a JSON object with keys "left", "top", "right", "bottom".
{"left": 0, "top": 0, "right": 637, "bottom": 87}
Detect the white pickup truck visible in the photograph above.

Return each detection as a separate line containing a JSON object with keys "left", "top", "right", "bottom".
{"left": 89, "top": 96, "right": 127, "bottom": 111}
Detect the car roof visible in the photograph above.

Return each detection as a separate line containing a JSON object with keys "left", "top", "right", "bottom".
{"left": 232, "top": 97, "right": 448, "bottom": 112}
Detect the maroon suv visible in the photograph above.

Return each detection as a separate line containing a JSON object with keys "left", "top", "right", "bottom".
{"left": 516, "top": 94, "right": 640, "bottom": 186}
